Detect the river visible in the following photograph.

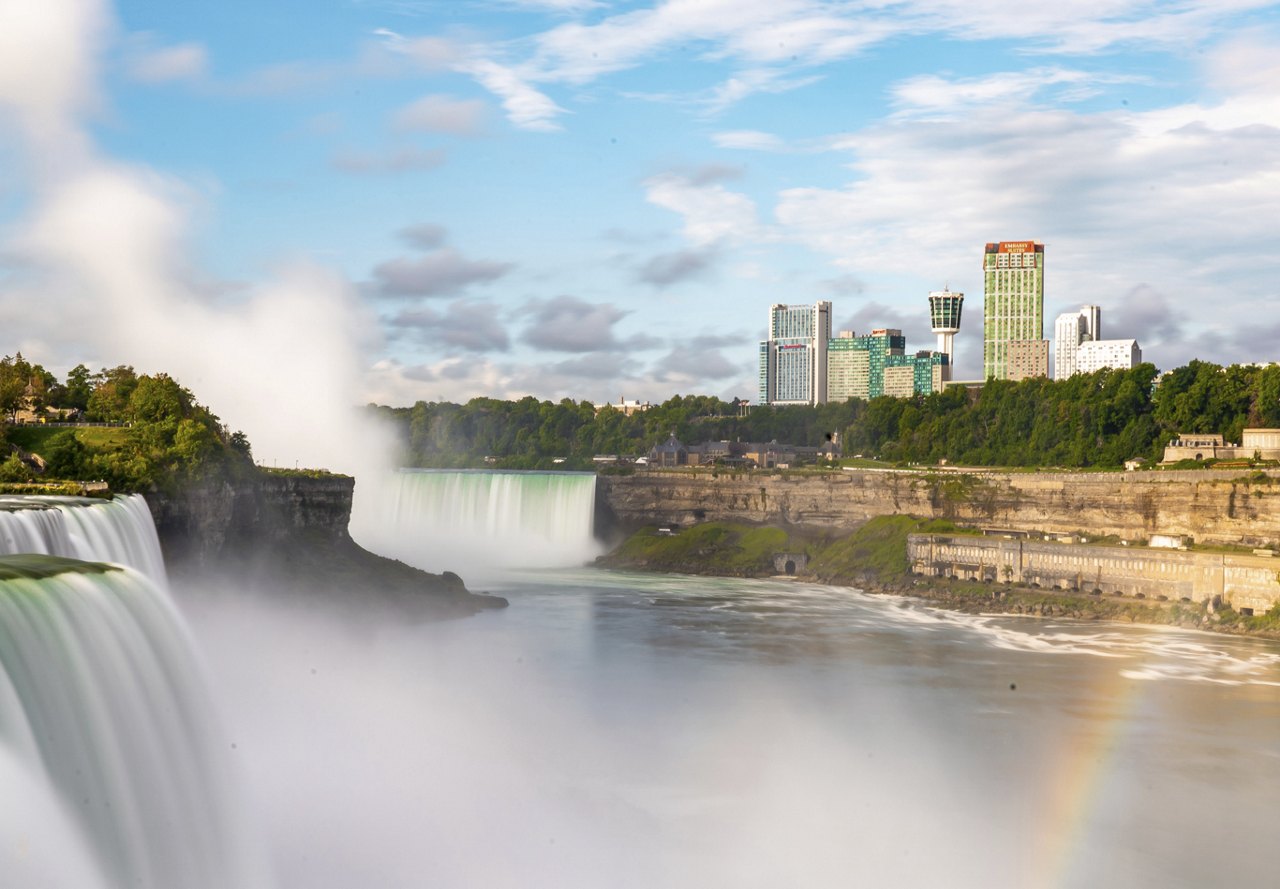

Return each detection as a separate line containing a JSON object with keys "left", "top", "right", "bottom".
{"left": 180, "top": 566, "right": 1280, "bottom": 889}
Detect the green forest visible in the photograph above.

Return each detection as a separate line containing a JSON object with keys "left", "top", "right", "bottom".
{"left": 372, "top": 360, "right": 1280, "bottom": 471}
{"left": 0, "top": 354, "right": 253, "bottom": 491}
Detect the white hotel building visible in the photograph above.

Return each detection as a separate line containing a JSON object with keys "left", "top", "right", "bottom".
{"left": 1053, "top": 305, "right": 1141, "bottom": 378}
{"left": 1077, "top": 339, "right": 1142, "bottom": 374}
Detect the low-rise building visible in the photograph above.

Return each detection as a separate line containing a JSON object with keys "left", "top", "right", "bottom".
{"left": 1161, "top": 429, "right": 1280, "bottom": 463}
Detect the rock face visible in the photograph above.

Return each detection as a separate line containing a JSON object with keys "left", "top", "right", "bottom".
{"left": 145, "top": 472, "right": 506, "bottom": 618}
{"left": 597, "top": 468, "right": 1280, "bottom": 547}
{"left": 146, "top": 473, "right": 354, "bottom": 567}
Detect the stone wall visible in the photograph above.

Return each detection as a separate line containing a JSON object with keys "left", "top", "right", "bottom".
{"left": 907, "top": 534, "right": 1280, "bottom": 613}
{"left": 597, "top": 468, "right": 1280, "bottom": 548}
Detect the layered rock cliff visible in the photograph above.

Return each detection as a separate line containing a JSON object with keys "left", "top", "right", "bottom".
{"left": 145, "top": 472, "right": 506, "bottom": 618}
{"left": 597, "top": 468, "right": 1280, "bottom": 548}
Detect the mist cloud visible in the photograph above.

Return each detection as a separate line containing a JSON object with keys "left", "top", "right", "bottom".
{"left": 0, "top": 0, "right": 389, "bottom": 473}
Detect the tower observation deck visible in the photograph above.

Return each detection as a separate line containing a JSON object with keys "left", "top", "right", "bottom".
{"left": 928, "top": 287, "right": 964, "bottom": 366}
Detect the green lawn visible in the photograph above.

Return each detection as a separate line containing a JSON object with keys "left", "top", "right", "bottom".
{"left": 7, "top": 425, "right": 130, "bottom": 454}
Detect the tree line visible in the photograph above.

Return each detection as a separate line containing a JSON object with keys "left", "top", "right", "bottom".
{"left": 374, "top": 360, "right": 1280, "bottom": 470}
{"left": 1, "top": 354, "right": 253, "bottom": 490}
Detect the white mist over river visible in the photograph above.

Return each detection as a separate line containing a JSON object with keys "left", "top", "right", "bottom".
{"left": 185, "top": 557, "right": 1280, "bottom": 886}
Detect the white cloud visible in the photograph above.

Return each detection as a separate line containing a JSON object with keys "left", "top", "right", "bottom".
{"left": 331, "top": 145, "right": 446, "bottom": 174}
{"left": 392, "top": 94, "right": 487, "bottom": 136}
{"left": 125, "top": 39, "right": 209, "bottom": 84}
{"left": 444, "top": 0, "right": 1273, "bottom": 130}
{"left": 644, "top": 171, "right": 762, "bottom": 248}
{"left": 890, "top": 68, "right": 1140, "bottom": 115}
{"left": 713, "top": 130, "right": 787, "bottom": 151}
{"left": 700, "top": 68, "right": 823, "bottom": 115}
{"left": 910, "top": 0, "right": 1278, "bottom": 54}
{"left": 458, "top": 59, "right": 566, "bottom": 132}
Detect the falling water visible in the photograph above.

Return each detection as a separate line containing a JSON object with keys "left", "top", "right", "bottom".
{"left": 350, "top": 469, "right": 600, "bottom": 574}
{"left": 0, "top": 496, "right": 270, "bottom": 889}
{"left": 0, "top": 494, "right": 167, "bottom": 585}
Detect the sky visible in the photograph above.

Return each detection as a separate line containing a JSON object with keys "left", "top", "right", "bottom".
{"left": 2, "top": 0, "right": 1280, "bottom": 465}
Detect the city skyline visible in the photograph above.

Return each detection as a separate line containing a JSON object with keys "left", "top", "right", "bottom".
{"left": 1, "top": 1, "right": 1279, "bottom": 466}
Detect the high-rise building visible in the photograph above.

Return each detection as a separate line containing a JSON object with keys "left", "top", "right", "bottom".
{"left": 928, "top": 288, "right": 964, "bottom": 378}
{"left": 1054, "top": 312, "right": 1085, "bottom": 380}
{"left": 1077, "top": 339, "right": 1142, "bottom": 374}
{"left": 1053, "top": 305, "right": 1140, "bottom": 378}
{"left": 983, "top": 241, "right": 1044, "bottom": 380}
{"left": 1080, "top": 304, "right": 1100, "bottom": 341}
{"left": 758, "top": 302, "right": 832, "bottom": 405}
{"left": 1054, "top": 305, "right": 1103, "bottom": 379}
{"left": 827, "top": 329, "right": 906, "bottom": 401}
{"left": 827, "top": 330, "right": 947, "bottom": 400}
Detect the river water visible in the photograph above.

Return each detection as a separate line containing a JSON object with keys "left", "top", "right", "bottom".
{"left": 180, "top": 567, "right": 1280, "bottom": 889}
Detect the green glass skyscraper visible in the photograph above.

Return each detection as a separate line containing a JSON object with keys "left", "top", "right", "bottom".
{"left": 982, "top": 241, "right": 1044, "bottom": 380}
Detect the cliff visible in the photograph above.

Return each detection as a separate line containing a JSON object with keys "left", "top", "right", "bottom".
{"left": 145, "top": 472, "right": 506, "bottom": 619}
{"left": 597, "top": 467, "right": 1280, "bottom": 548}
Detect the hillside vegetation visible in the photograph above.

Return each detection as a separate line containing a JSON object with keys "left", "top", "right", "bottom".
{"left": 372, "top": 360, "right": 1280, "bottom": 471}
{"left": 1, "top": 355, "right": 254, "bottom": 492}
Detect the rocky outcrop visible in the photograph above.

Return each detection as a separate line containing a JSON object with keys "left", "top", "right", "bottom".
{"left": 597, "top": 468, "right": 1280, "bottom": 548}
{"left": 145, "top": 472, "right": 506, "bottom": 618}
{"left": 145, "top": 473, "right": 354, "bottom": 566}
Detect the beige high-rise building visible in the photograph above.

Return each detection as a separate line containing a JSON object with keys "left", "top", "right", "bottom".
{"left": 983, "top": 241, "right": 1044, "bottom": 380}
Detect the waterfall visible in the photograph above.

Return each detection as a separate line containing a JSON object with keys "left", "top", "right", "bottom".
{"left": 0, "top": 495, "right": 270, "bottom": 888}
{"left": 0, "top": 559, "right": 270, "bottom": 889}
{"left": 0, "top": 495, "right": 166, "bottom": 586}
{"left": 351, "top": 469, "right": 600, "bottom": 573}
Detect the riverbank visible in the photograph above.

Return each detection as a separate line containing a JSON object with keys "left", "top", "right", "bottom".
{"left": 596, "top": 517, "right": 1280, "bottom": 640}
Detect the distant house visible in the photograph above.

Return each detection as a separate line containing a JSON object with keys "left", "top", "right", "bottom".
{"left": 648, "top": 433, "right": 688, "bottom": 467}
{"left": 13, "top": 380, "right": 80, "bottom": 425}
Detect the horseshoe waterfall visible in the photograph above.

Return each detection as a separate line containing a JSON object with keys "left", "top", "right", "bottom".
{"left": 350, "top": 470, "right": 600, "bottom": 574}
{"left": 0, "top": 495, "right": 268, "bottom": 889}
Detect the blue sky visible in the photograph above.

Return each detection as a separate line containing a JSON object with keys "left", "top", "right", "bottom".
{"left": 2, "top": 0, "right": 1280, "bottom": 465}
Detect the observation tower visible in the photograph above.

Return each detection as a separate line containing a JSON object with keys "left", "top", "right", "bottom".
{"left": 928, "top": 287, "right": 964, "bottom": 366}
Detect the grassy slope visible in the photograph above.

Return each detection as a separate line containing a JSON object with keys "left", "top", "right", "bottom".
{"left": 603, "top": 522, "right": 789, "bottom": 575}
{"left": 7, "top": 426, "right": 130, "bottom": 453}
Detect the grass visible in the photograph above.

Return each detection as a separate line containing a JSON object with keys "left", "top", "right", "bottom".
{"left": 260, "top": 466, "right": 350, "bottom": 479}
{"left": 804, "top": 515, "right": 920, "bottom": 582}
{"left": 7, "top": 426, "right": 130, "bottom": 453}
{"left": 604, "top": 522, "right": 790, "bottom": 575}
{"left": 605, "top": 516, "right": 983, "bottom": 581}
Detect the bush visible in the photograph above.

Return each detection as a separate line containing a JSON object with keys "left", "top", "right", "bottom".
{"left": 0, "top": 453, "right": 34, "bottom": 482}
